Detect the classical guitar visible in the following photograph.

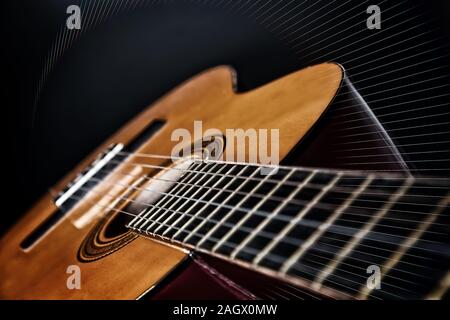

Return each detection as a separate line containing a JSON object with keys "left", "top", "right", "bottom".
{"left": 1, "top": 63, "right": 449, "bottom": 299}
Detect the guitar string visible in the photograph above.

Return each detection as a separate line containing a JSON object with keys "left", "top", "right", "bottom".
{"left": 74, "top": 175, "right": 450, "bottom": 258}
{"left": 289, "top": 0, "right": 391, "bottom": 54}
{"left": 306, "top": 2, "right": 419, "bottom": 61}
{"left": 332, "top": 83, "right": 449, "bottom": 119}
{"left": 111, "top": 155, "right": 450, "bottom": 200}
{"left": 78, "top": 183, "right": 445, "bottom": 271}
{"left": 330, "top": 140, "right": 450, "bottom": 157}
{"left": 298, "top": 10, "right": 440, "bottom": 82}
{"left": 39, "top": 3, "right": 446, "bottom": 298}
{"left": 84, "top": 165, "right": 445, "bottom": 238}
{"left": 40, "top": 0, "right": 444, "bottom": 280}
{"left": 307, "top": 3, "right": 432, "bottom": 72}
{"left": 275, "top": 0, "right": 341, "bottom": 41}
{"left": 337, "top": 149, "right": 450, "bottom": 160}
{"left": 108, "top": 154, "right": 450, "bottom": 196}
{"left": 67, "top": 192, "right": 427, "bottom": 300}
{"left": 329, "top": 78, "right": 450, "bottom": 118}
{"left": 332, "top": 77, "right": 447, "bottom": 118}
{"left": 330, "top": 99, "right": 450, "bottom": 132}
{"left": 75, "top": 172, "right": 450, "bottom": 255}
{"left": 333, "top": 129, "right": 450, "bottom": 147}
{"left": 333, "top": 90, "right": 450, "bottom": 129}
{"left": 102, "top": 164, "right": 450, "bottom": 223}
{"left": 254, "top": 0, "right": 310, "bottom": 27}
{"left": 314, "top": 17, "right": 439, "bottom": 77}
{"left": 332, "top": 30, "right": 443, "bottom": 84}
{"left": 332, "top": 90, "right": 450, "bottom": 128}
{"left": 68, "top": 191, "right": 387, "bottom": 301}
{"left": 113, "top": 152, "right": 450, "bottom": 182}
{"left": 70, "top": 200, "right": 349, "bottom": 301}
{"left": 276, "top": 0, "right": 359, "bottom": 45}
{"left": 87, "top": 154, "right": 450, "bottom": 217}
{"left": 166, "top": 0, "right": 446, "bottom": 260}
{"left": 87, "top": 164, "right": 450, "bottom": 230}
{"left": 218, "top": 0, "right": 450, "bottom": 290}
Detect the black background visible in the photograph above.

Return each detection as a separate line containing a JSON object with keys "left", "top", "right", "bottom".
{"left": 2, "top": 0, "right": 450, "bottom": 235}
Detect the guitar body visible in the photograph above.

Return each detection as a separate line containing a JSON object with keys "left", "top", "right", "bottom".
{"left": 0, "top": 63, "right": 411, "bottom": 299}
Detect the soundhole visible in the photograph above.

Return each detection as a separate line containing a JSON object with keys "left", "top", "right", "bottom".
{"left": 79, "top": 134, "right": 226, "bottom": 262}
{"left": 78, "top": 203, "right": 139, "bottom": 262}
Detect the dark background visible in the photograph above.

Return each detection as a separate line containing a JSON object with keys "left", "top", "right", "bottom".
{"left": 2, "top": 0, "right": 450, "bottom": 234}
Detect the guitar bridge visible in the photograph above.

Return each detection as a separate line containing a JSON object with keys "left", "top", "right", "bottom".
{"left": 54, "top": 143, "right": 124, "bottom": 210}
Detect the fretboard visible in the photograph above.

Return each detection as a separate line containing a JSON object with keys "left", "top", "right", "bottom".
{"left": 127, "top": 160, "right": 450, "bottom": 300}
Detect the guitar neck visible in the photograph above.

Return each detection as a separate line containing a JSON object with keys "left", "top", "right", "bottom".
{"left": 127, "top": 160, "right": 450, "bottom": 299}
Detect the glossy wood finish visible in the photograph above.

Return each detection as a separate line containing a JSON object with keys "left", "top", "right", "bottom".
{"left": 0, "top": 63, "right": 343, "bottom": 299}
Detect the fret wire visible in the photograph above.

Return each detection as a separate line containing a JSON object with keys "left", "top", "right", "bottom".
{"left": 261, "top": 246, "right": 414, "bottom": 300}
{"left": 203, "top": 165, "right": 269, "bottom": 252}
{"left": 136, "top": 210, "right": 371, "bottom": 299}
{"left": 427, "top": 270, "right": 450, "bottom": 299}
{"left": 127, "top": 200, "right": 446, "bottom": 285}
{"left": 133, "top": 164, "right": 197, "bottom": 230}
{"left": 145, "top": 163, "right": 216, "bottom": 233}
{"left": 229, "top": 169, "right": 306, "bottom": 259}
{"left": 183, "top": 234, "right": 400, "bottom": 300}
{"left": 117, "top": 169, "right": 449, "bottom": 250}
{"left": 113, "top": 172, "right": 450, "bottom": 232}
{"left": 138, "top": 206, "right": 421, "bottom": 300}
{"left": 130, "top": 162, "right": 203, "bottom": 228}
{"left": 278, "top": 174, "right": 369, "bottom": 274}
{"left": 295, "top": 238, "right": 435, "bottom": 287}
{"left": 225, "top": 169, "right": 297, "bottom": 258}
{"left": 122, "top": 182, "right": 446, "bottom": 266}
{"left": 263, "top": 244, "right": 417, "bottom": 300}
{"left": 127, "top": 190, "right": 446, "bottom": 288}
{"left": 109, "top": 171, "right": 450, "bottom": 246}
{"left": 312, "top": 176, "right": 414, "bottom": 291}
{"left": 252, "top": 171, "right": 330, "bottom": 266}
{"left": 129, "top": 184, "right": 431, "bottom": 265}
{"left": 183, "top": 165, "right": 256, "bottom": 244}
{"left": 137, "top": 163, "right": 203, "bottom": 230}
{"left": 152, "top": 163, "right": 222, "bottom": 235}
{"left": 357, "top": 195, "right": 450, "bottom": 299}
{"left": 126, "top": 168, "right": 175, "bottom": 228}
{"left": 71, "top": 189, "right": 449, "bottom": 292}
{"left": 198, "top": 218, "right": 432, "bottom": 299}
{"left": 165, "top": 164, "right": 235, "bottom": 239}
{"left": 196, "top": 167, "right": 266, "bottom": 248}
